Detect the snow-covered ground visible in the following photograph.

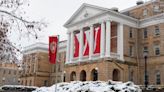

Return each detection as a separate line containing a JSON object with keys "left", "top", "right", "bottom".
{"left": 33, "top": 80, "right": 142, "bottom": 92}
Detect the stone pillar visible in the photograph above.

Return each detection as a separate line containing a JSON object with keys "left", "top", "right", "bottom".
{"left": 66, "top": 32, "right": 71, "bottom": 62}
{"left": 70, "top": 32, "right": 74, "bottom": 62}
{"left": 100, "top": 21, "right": 105, "bottom": 58}
{"left": 79, "top": 28, "right": 84, "bottom": 61}
{"left": 105, "top": 20, "right": 111, "bottom": 57}
{"left": 89, "top": 25, "right": 94, "bottom": 60}
{"left": 117, "top": 23, "right": 124, "bottom": 61}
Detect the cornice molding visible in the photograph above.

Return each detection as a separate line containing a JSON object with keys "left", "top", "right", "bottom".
{"left": 23, "top": 41, "right": 67, "bottom": 54}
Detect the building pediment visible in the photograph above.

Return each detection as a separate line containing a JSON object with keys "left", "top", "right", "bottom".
{"left": 64, "top": 3, "right": 108, "bottom": 28}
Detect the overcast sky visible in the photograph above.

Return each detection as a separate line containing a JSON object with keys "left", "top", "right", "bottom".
{"left": 13, "top": 0, "right": 143, "bottom": 47}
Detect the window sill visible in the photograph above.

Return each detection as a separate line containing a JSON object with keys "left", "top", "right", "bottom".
{"left": 153, "top": 35, "right": 160, "bottom": 38}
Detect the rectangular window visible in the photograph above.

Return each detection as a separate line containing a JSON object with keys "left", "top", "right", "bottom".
{"left": 14, "top": 71, "right": 17, "bottom": 75}
{"left": 3, "top": 70, "right": 5, "bottom": 74}
{"left": 143, "top": 28, "right": 148, "bottom": 38}
{"left": 156, "top": 72, "right": 161, "bottom": 85}
{"left": 54, "top": 65, "right": 56, "bottom": 72}
{"left": 8, "top": 70, "right": 11, "bottom": 74}
{"left": 155, "top": 26, "right": 160, "bottom": 36}
{"left": 154, "top": 45, "right": 160, "bottom": 56}
{"left": 143, "top": 46, "right": 148, "bottom": 54}
{"left": 143, "top": 9, "right": 147, "bottom": 16}
{"left": 58, "top": 64, "right": 61, "bottom": 72}
{"left": 129, "top": 46, "right": 133, "bottom": 57}
{"left": 129, "top": 28, "right": 133, "bottom": 38}
{"left": 153, "top": 5, "right": 160, "bottom": 13}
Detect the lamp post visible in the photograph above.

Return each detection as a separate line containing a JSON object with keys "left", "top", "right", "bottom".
{"left": 95, "top": 67, "right": 98, "bottom": 81}
{"left": 143, "top": 51, "right": 148, "bottom": 89}
{"left": 63, "top": 71, "right": 66, "bottom": 82}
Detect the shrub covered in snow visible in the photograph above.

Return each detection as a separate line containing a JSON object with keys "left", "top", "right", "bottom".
{"left": 33, "top": 80, "right": 142, "bottom": 92}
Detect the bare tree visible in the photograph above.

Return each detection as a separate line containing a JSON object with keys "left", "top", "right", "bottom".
{"left": 0, "top": 0, "right": 46, "bottom": 63}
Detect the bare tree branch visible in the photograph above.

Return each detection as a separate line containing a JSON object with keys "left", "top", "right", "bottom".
{"left": 0, "top": 0, "right": 47, "bottom": 63}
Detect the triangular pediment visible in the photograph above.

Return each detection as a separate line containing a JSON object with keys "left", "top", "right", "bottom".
{"left": 64, "top": 3, "right": 108, "bottom": 27}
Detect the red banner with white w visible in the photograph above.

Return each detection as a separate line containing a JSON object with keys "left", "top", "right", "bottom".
{"left": 73, "top": 25, "right": 101, "bottom": 58}
{"left": 94, "top": 25, "right": 101, "bottom": 54}
{"left": 49, "top": 36, "right": 58, "bottom": 64}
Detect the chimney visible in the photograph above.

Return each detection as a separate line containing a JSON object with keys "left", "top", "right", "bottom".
{"left": 110, "top": 7, "right": 119, "bottom": 12}
{"left": 136, "top": 0, "right": 144, "bottom": 5}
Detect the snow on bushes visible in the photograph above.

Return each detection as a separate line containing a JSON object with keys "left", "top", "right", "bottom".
{"left": 33, "top": 80, "right": 142, "bottom": 92}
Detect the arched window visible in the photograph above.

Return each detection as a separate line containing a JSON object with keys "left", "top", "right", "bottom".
{"left": 80, "top": 70, "right": 86, "bottom": 81}
{"left": 91, "top": 69, "right": 98, "bottom": 81}
{"left": 113, "top": 69, "right": 120, "bottom": 81}
{"left": 70, "top": 71, "right": 76, "bottom": 81}
{"left": 156, "top": 71, "right": 161, "bottom": 85}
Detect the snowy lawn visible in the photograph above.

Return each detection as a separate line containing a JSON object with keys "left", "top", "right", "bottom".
{"left": 33, "top": 80, "right": 142, "bottom": 92}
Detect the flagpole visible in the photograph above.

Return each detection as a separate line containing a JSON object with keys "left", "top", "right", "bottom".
{"left": 55, "top": 35, "right": 59, "bottom": 92}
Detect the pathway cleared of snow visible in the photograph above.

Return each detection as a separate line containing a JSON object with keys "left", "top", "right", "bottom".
{"left": 33, "top": 80, "right": 142, "bottom": 92}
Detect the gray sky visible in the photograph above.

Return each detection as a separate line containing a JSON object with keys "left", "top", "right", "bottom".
{"left": 13, "top": 0, "right": 141, "bottom": 47}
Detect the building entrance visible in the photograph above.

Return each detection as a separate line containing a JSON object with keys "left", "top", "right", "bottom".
{"left": 91, "top": 69, "right": 98, "bottom": 81}
{"left": 80, "top": 70, "right": 86, "bottom": 81}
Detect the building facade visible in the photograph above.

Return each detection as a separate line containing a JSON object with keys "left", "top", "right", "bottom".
{"left": 0, "top": 63, "right": 20, "bottom": 86}
{"left": 63, "top": 0, "right": 164, "bottom": 85}
{"left": 21, "top": 0, "right": 164, "bottom": 87}
{"left": 20, "top": 43, "right": 51, "bottom": 87}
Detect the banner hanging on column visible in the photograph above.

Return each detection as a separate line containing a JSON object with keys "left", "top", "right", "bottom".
{"left": 94, "top": 25, "right": 101, "bottom": 54}
{"left": 83, "top": 30, "right": 90, "bottom": 56}
{"left": 74, "top": 33, "right": 80, "bottom": 57}
{"left": 49, "top": 36, "right": 58, "bottom": 64}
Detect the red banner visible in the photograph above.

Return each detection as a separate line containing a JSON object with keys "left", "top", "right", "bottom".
{"left": 94, "top": 26, "right": 101, "bottom": 54}
{"left": 74, "top": 34, "right": 79, "bottom": 57}
{"left": 83, "top": 31, "right": 90, "bottom": 56}
{"left": 49, "top": 36, "right": 58, "bottom": 64}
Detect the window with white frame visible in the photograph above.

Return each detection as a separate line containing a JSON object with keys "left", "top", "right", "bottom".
{"left": 155, "top": 26, "right": 160, "bottom": 36}
{"left": 143, "top": 9, "right": 148, "bottom": 16}
{"left": 153, "top": 5, "right": 160, "bottom": 13}
{"left": 154, "top": 45, "right": 160, "bottom": 56}
{"left": 129, "top": 28, "right": 133, "bottom": 38}
{"left": 129, "top": 45, "right": 133, "bottom": 57}
{"left": 143, "top": 46, "right": 148, "bottom": 54}
{"left": 156, "top": 71, "right": 161, "bottom": 85}
{"left": 143, "top": 28, "right": 148, "bottom": 38}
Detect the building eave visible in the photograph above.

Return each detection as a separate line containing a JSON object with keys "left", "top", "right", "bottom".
{"left": 139, "top": 13, "right": 164, "bottom": 28}
{"left": 120, "top": 1, "right": 152, "bottom": 13}
{"left": 63, "top": 3, "right": 111, "bottom": 28}
{"left": 65, "top": 10, "right": 138, "bottom": 29}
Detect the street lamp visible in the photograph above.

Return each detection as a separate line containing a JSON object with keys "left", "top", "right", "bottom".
{"left": 95, "top": 67, "right": 98, "bottom": 70}
{"left": 143, "top": 51, "right": 148, "bottom": 89}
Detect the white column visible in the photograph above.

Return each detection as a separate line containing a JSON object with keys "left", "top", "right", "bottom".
{"left": 70, "top": 31, "right": 74, "bottom": 62}
{"left": 105, "top": 20, "right": 111, "bottom": 57}
{"left": 66, "top": 32, "right": 71, "bottom": 63}
{"left": 79, "top": 28, "right": 83, "bottom": 61}
{"left": 100, "top": 21, "right": 105, "bottom": 58}
{"left": 89, "top": 25, "right": 94, "bottom": 60}
{"left": 117, "top": 23, "right": 124, "bottom": 61}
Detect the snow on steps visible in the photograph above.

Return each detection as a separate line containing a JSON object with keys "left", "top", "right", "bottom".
{"left": 33, "top": 80, "right": 142, "bottom": 92}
